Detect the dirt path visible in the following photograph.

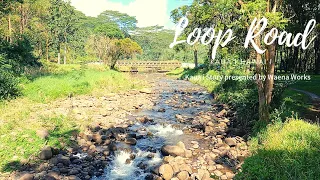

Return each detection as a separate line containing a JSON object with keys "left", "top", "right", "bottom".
{"left": 291, "top": 88, "right": 320, "bottom": 122}
{"left": 291, "top": 88, "right": 320, "bottom": 101}
{"left": 10, "top": 74, "right": 248, "bottom": 180}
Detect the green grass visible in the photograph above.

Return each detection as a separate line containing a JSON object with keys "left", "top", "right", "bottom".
{"left": 237, "top": 119, "right": 320, "bottom": 180}
{"left": 0, "top": 115, "right": 81, "bottom": 173}
{"left": 290, "top": 75, "right": 320, "bottom": 96}
{"left": 22, "top": 68, "right": 141, "bottom": 103}
{"left": 273, "top": 89, "right": 312, "bottom": 119}
{"left": 166, "top": 67, "right": 185, "bottom": 76}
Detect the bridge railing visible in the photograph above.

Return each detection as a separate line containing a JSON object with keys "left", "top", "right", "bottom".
{"left": 115, "top": 60, "right": 181, "bottom": 72}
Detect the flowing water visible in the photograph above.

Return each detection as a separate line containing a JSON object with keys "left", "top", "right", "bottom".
{"left": 93, "top": 77, "right": 214, "bottom": 180}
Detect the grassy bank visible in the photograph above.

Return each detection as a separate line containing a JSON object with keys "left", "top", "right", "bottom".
{"left": 237, "top": 119, "right": 320, "bottom": 180}
{"left": 0, "top": 64, "right": 144, "bottom": 173}
{"left": 170, "top": 68, "right": 320, "bottom": 179}
{"left": 22, "top": 69, "right": 139, "bottom": 103}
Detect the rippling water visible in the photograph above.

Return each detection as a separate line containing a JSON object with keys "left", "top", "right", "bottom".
{"left": 92, "top": 78, "right": 213, "bottom": 180}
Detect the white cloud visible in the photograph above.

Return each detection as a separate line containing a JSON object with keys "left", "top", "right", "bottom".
{"left": 71, "top": 0, "right": 170, "bottom": 28}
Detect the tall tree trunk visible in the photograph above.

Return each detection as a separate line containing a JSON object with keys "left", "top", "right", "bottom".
{"left": 265, "top": 43, "right": 276, "bottom": 105}
{"left": 8, "top": 14, "right": 12, "bottom": 43}
{"left": 253, "top": 19, "right": 270, "bottom": 122}
{"left": 315, "top": 31, "right": 320, "bottom": 74}
{"left": 64, "top": 34, "right": 67, "bottom": 64}
{"left": 57, "top": 45, "right": 61, "bottom": 64}
{"left": 19, "top": 4, "right": 26, "bottom": 35}
{"left": 194, "top": 49, "right": 198, "bottom": 68}
{"left": 255, "top": 38, "right": 269, "bottom": 122}
{"left": 46, "top": 36, "right": 49, "bottom": 61}
{"left": 293, "top": 47, "right": 298, "bottom": 73}
{"left": 208, "top": 42, "right": 214, "bottom": 64}
{"left": 64, "top": 44, "right": 67, "bottom": 65}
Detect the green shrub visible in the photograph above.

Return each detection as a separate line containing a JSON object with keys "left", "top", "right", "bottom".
{"left": 179, "top": 67, "right": 289, "bottom": 130}
{"left": 0, "top": 69, "right": 20, "bottom": 100}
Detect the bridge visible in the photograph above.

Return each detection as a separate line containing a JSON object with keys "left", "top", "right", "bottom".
{"left": 115, "top": 60, "right": 182, "bottom": 72}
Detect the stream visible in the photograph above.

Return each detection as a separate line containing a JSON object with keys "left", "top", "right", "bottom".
{"left": 93, "top": 77, "right": 214, "bottom": 180}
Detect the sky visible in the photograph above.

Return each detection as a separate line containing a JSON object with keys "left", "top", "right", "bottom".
{"left": 70, "top": 0, "right": 193, "bottom": 29}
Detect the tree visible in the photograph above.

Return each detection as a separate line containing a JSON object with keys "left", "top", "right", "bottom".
{"left": 48, "top": 0, "right": 77, "bottom": 64}
{"left": 98, "top": 10, "right": 137, "bottom": 36}
{"left": 0, "top": 0, "right": 23, "bottom": 43}
{"left": 94, "top": 23, "right": 124, "bottom": 39}
{"left": 171, "top": 0, "right": 241, "bottom": 67}
{"left": 240, "top": 0, "right": 287, "bottom": 122}
{"left": 87, "top": 35, "right": 142, "bottom": 68}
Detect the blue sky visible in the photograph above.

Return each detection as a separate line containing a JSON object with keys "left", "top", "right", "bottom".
{"left": 71, "top": 0, "right": 193, "bottom": 29}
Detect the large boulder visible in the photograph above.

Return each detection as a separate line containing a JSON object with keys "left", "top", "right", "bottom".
{"left": 161, "top": 145, "right": 185, "bottom": 157}
{"left": 159, "top": 164, "right": 173, "bottom": 180}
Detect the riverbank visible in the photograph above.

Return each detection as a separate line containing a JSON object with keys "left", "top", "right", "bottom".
{"left": 2, "top": 73, "right": 250, "bottom": 180}
{"left": 172, "top": 68, "right": 320, "bottom": 180}
{"left": 0, "top": 65, "right": 147, "bottom": 178}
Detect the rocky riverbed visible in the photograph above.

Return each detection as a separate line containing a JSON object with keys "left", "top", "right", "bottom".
{"left": 10, "top": 74, "right": 249, "bottom": 180}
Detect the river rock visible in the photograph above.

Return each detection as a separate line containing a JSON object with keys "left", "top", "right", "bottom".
{"left": 226, "top": 172, "right": 235, "bottom": 179}
{"left": 225, "top": 138, "right": 237, "bottom": 146}
{"left": 36, "top": 129, "right": 49, "bottom": 139}
{"left": 217, "top": 109, "right": 227, "bottom": 117}
{"left": 163, "top": 156, "right": 175, "bottom": 163}
{"left": 177, "top": 171, "right": 189, "bottom": 180}
{"left": 69, "top": 169, "right": 79, "bottom": 175}
{"left": 192, "top": 144, "right": 199, "bottom": 149}
{"left": 213, "top": 170, "right": 223, "bottom": 177}
{"left": 179, "top": 164, "right": 193, "bottom": 174}
{"left": 185, "top": 150, "right": 192, "bottom": 158}
{"left": 221, "top": 175, "right": 228, "bottom": 180}
{"left": 176, "top": 141, "right": 186, "bottom": 150}
{"left": 207, "top": 121, "right": 215, "bottom": 127}
{"left": 175, "top": 114, "right": 183, "bottom": 120}
{"left": 197, "top": 169, "right": 210, "bottom": 180}
{"left": 157, "top": 108, "right": 166, "bottom": 112}
{"left": 139, "top": 88, "right": 152, "bottom": 94}
{"left": 108, "top": 143, "right": 117, "bottom": 151}
{"left": 57, "top": 155, "right": 71, "bottom": 166}
{"left": 83, "top": 134, "right": 93, "bottom": 141}
{"left": 125, "top": 138, "right": 137, "bottom": 145}
{"left": 19, "top": 173, "right": 34, "bottom": 180}
{"left": 161, "top": 145, "right": 185, "bottom": 157}
{"left": 159, "top": 164, "right": 173, "bottom": 180}
{"left": 136, "top": 116, "right": 153, "bottom": 123}
{"left": 92, "top": 134, "right": 103, "bottom": 144}
{"left": 39, "top": 146, "right": 52, "bottom": 160}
